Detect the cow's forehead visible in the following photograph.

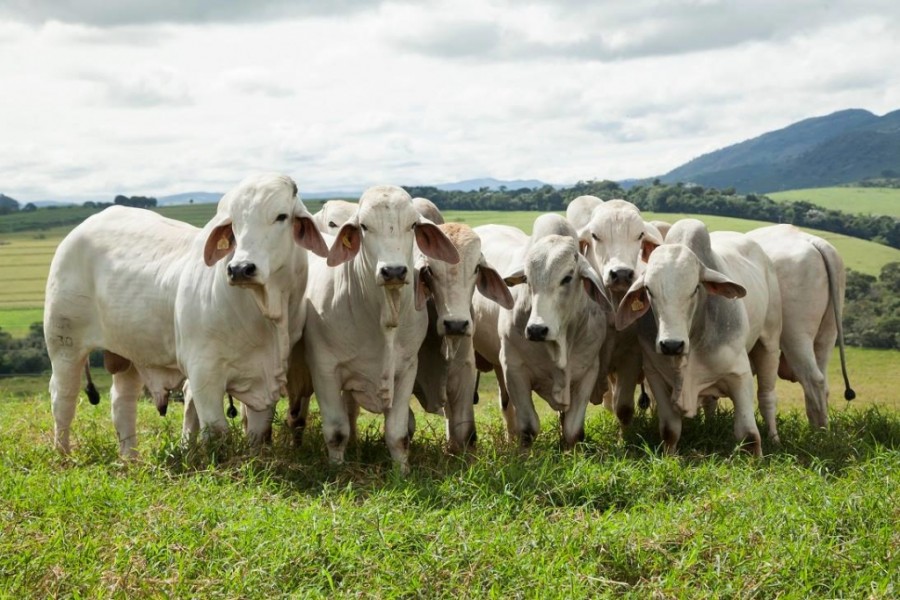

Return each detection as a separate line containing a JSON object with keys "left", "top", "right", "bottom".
{"left": 357, "top": 186, "right": 416, "bottom": 223}
{"left": 591, "top": 205, "right": 643, "bottom": 234}
{"left": 646, "top": 245, "right": 700, "bottom": 286}
{"left": 527, "top": 236, "right": 577, "bottom": 275}
{"left": 222, "top": 174, "right": 295, "bottom": 219}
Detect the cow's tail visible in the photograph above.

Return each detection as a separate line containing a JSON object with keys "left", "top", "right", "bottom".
{"left": 84, "top": 361, "right": 100, "bottom": 405}
{"left": 810, "top": 238, "right": 856, "bottom": 400}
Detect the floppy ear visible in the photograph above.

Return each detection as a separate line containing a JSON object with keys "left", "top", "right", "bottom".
{"left": 327, "top": 219, "right": 361, "bottom": 267}
{"left": 577, "top": 255, "right": 613, "bottom": 311}
{"left": 293, "top": 215, "right": 329, "bottom": 258}
{"left": 503, "top": 267, "right": 527, "bottom": 287}
{"left": 414, "top": 219, "right": 460, "bottom": 264}
{"left": 700, "top": 267, "right": 746, "bottom": 299}
{"left": 476, "top": 256, "right": 514, "bottom": 309}
{"left": 203, "top": 215, "right": 234, "bottom": 266}
{"left": 414, "top": 264, "right": 432, "bottom": 311}
{"left": 641, "top": 223, "right": 663, "bottom": 263}
{"left": 615, "top": 276, "right": 650, "bottom": 330}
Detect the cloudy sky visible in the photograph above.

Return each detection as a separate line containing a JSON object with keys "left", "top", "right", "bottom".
{"left": 1, "top": 0, "right": 898, "bottom": 202}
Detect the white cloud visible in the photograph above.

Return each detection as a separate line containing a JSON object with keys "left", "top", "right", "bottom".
{"left": 0, "top": 0, "right": 898, "bottom": 200}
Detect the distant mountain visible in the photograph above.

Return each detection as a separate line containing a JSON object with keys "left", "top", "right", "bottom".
{"left": 433, "top": 177, "right": 552, "bottom": 192}
{"left": 661, "top": 108, "right": 900, "bottom": 193}
{"left": 157, "top": 191, "right": 223, "bottom": 206}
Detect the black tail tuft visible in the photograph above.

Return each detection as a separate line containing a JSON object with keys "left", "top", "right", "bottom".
{"left": 473, "top": 390, "right": 480, "bottom": 405}
{"left": 844, "top": 388, "right": 856, "bottom": 401}
{"left": 85, "top": 382, "right": 100, "bottom": 405}
{"left": 638, "top": 382, "right": 651, "bottom": 410}
{"left": 157, "top": 403, "right": 168, "bottom": 417}
{"left": 227, "top": 395, "right": 238, "bottom": 419}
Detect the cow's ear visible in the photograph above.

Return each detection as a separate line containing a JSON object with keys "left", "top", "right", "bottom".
{"left": 476, "top": 256, "right": 514, "bottom": 309}
{"left": 293, "top": 214, "right": 329, "bottom": 258}
{"left": 700, "top": 267, "right": 746, "bottom": 299}
{"left": 615, "top": 276, "right": 650, "bottom": 330}
{"left": 414, "top": 220, "right": 460, "bottom": 264}
{"left": 578, "top": 255, "right": 613, "bottom": 311}
{"left": 203, "top": 216, "right": 234, "bottom": 266}
{"left": 327, "top": 220, "right": 361, "bottom": 266}
{"left": 414, "top": 264, "right": 432, "bottom": 311}
{"left": 503, "top": 267, "right": 526, "bottom": 287}
{"left": 641, "top": 223, "right": 663, "bottom": 263}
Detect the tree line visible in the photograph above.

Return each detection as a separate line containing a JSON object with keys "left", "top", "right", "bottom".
{"left": 405, "top": 180, "right": 900, "bottom": 249}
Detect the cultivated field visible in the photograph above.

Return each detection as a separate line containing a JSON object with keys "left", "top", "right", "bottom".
{"left": 2, "top": 207, "right": 898, "bottom": 336}
{"left": 1, "top": 203, "right": 898, "bottom": 597}
{"left": 768, "top": 186, "right": 900, "bottom": 218}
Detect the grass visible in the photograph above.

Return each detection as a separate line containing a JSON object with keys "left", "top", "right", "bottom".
{"left": 769, "top": 186, "right": 900, "bottom": 218}
{"left": 1, "top": 380, "right": 898, "bottom": 597}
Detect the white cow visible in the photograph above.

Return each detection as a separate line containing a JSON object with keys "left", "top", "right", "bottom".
{"left": 474, "top": 215, "right": 612, "bottom": 448}
{"left": 312, "top": 200, "right": 358, "bottom": 235}
{"left": 616, "top": 219, "right": 782, "bottom": 455}
{"left": 300, "top": 185, "right": 459, "bottom": 472}
{"left": 565, "top": 195, "right": 603, "bottom": 231}
{"left": 413, "top": 223, "right": 513, "bottom": 452}
{"left": 746, "top": 224, "right": 855, "bottom": 427}
{"left": 44, "top": 173, "right": 328, "bottom": 455}
{"left": 577, "top": 199, "right": 663, "bottom": 425}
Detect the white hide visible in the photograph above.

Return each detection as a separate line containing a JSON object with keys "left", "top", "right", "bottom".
{"left": 616, "top": 219, "right": 782, "bottom": 455}
{"left": 44, "top": 173, "right": 327, "bottom": 456}
{"left": 300, "top": 185, "right": 460, "bottom": 473}
{"left": 746, "top": 224, "right": 855, "bottom": 427}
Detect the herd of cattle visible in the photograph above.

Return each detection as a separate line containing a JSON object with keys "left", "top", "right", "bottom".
{"left": 43, "top": 173, "right": 855, "bottom": 472}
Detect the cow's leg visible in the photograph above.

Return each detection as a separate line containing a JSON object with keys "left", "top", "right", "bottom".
{"left": 385, "top": 368, "right": 416, "bottom": 475}
{"left": 494, "top": 366, "right": 517, "bottom": 441}
{"left": 612, "top": 351, "right": 641, "bottom": 428}
{"left": 49, "top": 354, "right": 89, "bottom": 454}
{"left": 185, "top": 376, "right": 229, "bottom": 442}
{"left": 343, "top": 391, "right": 361, "bottom": 445}
{"left": 314, "top": 381, "right": 350, "bottom": 465}
{"left": 110, "top": 364, "right": 143, "bottom": 457}
{"left": 646, "top": 373, "right": 680, "bottom": 454}
{"left": 181, "top": 383, "right": 200, "bottom": 444}
{"left": 750, "top": 340, "right": 780, "bottom": 442}
{"left": 286, "top": 394, "right": 311, "bottom": 446}
{"left": 701, "top": 396, "right": 718, "bottom": 419}
{"left": 503, "top": 364, "right": 539, "bottom": 448}
{"left": 793, "top": 334, "right": 831, "bottom": 428}
{"left": 243, "top": 405, "right": 274, "bottom": 445}
{"left": 446, "top": 353, "right": 477, "bottom": 454}
{"left": 729, "top": 373, "right": 762, "bottom": 456}
{"left": 560, "top": 367, "right": 598, "bottom": 449}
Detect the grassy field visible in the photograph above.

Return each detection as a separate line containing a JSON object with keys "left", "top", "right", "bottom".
{"left": 768, "top": 186, "right": 900, "bottom": 218}
{"left": 1, "top": 369, "right": 898, "bottom": 597}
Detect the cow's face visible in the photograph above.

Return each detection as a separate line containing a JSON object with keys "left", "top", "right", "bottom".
{"left": 579, "top": 200, "right": 661, "bottom": 295}
{"left": 313, "top": 200, "right": 357, "bottom": 235}
{"left": 326, "top": 185, "right": 459, "bottom": 288}
{"left": 505, "top": 235, "right": 610, "bottom": 343}
{"left": 615, "top": 244, "right": 745, "bottom": 355}
{"left": 203, "top": 173, "right": 328, "bottom": 289}
{"left": 417, "top": 224, "right": 512, "bottom": 337}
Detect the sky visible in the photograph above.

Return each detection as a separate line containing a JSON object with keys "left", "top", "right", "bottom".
{"left": 1, "top": 0, "right": 899, "bottom": 202}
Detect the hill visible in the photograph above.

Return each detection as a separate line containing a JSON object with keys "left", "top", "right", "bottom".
{"left": 662, "top": 109, "right": 900, "bottom": 193}
{"left": 768, "top": 187, "right": 900, "bottom": 219}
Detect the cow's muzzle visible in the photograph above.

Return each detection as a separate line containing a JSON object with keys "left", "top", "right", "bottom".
{"left": 526, "top": 323, "right": 549, "bottom": 342}
{"left": 227, "top": 261, "right": 258, "bottom": 284}
{"left": 443, "top": 319, "right": 470, "bottom": 337}
{"left": 659, "top": 339, "right": 685, "bottom": 356}
{"left": 379, "top": 265, "right": 408, "bottom": 285}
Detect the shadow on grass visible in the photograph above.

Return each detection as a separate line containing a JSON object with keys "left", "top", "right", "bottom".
{"left": 122, "top": 403, "right": 900, "bottom": 513}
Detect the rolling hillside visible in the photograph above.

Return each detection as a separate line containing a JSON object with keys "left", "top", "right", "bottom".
{"left": 662, "top": 109, "right": 900, "bottom": 193}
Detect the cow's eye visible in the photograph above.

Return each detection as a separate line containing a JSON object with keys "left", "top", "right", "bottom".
{"left": 561, "top": 274, "right": 573, "bottom": 285}
{"left": 691, "top": 284, "right": 700, "bottom": 296}
{"left": 411, "top": 223, "right": 417, "bottom": 231}
{"left": 327, "top": 221, "right": 338, "bottom": 228}
{"left": 360, "top": 224, "right": 369, "bottom": 232}
{"left": 638, "top": 232, "right": 644, "bottom": 240}
{"left": 275, "top": 213, "right": 289, "bottom": 223}
{"left": 591, "top": 233, "right": 600, "bottom": 242}
{"left": 646, "top": 289, "right": 654, "bottom": 298}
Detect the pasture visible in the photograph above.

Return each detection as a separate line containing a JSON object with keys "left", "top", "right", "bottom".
{"left": 768, "top": 186, "right": 900, "bottom": 218}
{"left": 2, "top": 203, "right": 899, "bottom": 597}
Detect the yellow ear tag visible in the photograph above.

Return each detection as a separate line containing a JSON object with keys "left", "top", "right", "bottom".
{"left": 217, "top": 237, "right": 230, "bottom": 251}
{"left": 631, "top": 299, "right": 645, "bottom": 311}
{"left": 342, "top": 235, "right": 352, "bottom": 249}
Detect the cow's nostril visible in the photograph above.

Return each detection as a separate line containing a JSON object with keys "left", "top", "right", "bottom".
{"left": 244, "top": 263, "right": 257, "bottom": 277}
{"left": 659, "top": 339, "right": 685, "bottom": 355}
{"left": 610, "top": 267, "right": 635, "bottom": 282}
{"left": 226, "top": 265, "right": 235, "bottom": 278}
{"left": 526, "top": 324, "right": 549, "bottom": 341}
{"left": 444, "top": 320, "right": 470, "bottom": 335}
{"left": 380, "top": 266, "right": 408, "bottom": 282}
